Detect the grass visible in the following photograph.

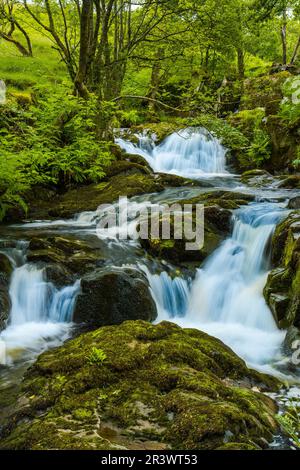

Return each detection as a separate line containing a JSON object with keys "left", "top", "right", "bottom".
{"left": 0, "top": 24, "right": 69, "bottom": 94}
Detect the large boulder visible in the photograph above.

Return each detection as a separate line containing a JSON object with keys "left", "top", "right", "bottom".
{"left": 0, "top": 321, "right": 279, "bottom": 450}
{"left": 73, "top": 268, "right": 157, "bottom": 328}
{"left": 0, "top": 253, "right": 13, "bottom": 330}
{"left": 264, "top": 213, "right": 300, "bottom": 330}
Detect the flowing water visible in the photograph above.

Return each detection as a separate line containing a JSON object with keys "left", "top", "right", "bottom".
{"left": 0, "top": 128, "right": 299, "bottom": 421}
{"left": 146, "top": 202, "right": 289, "bottom": 374}
{"left": 116, "top": 127, "right": 228, "bottom": 178}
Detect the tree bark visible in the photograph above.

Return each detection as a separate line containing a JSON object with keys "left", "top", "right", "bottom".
{"left": 290, "top": 35, "right": 300, "bottom": 65}
{"left": 237, "top": 48, "right": 245, "bottom": 80}
{"left": 281, "top": 8, "right": 287, "bottom": 65}
{"left": 74, "top": 0, "right": 93, "bottom": 98}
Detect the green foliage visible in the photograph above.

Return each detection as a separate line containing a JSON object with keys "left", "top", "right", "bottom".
{"left": 279, "top": 77, "right": 300, "bottom": 127}
{"left": 244, "top": 128, "right": 271, "bottom": 167}
{"left": 185, "top": 114, "right": 248, "bottom": 150}
{"left": 228, "top": 108, "right": 271, "bottom": 168}
{"left": 0, "top": 86, "right": 113, "bottom": 220}
{"left": 293, "top": 147, "right": 300, "bottom": 169}
{"left": 277, "top": 404, "right": 300, "bottom": 449}
{"left": 87, "top": 347, "right": 107, "bottom": 366}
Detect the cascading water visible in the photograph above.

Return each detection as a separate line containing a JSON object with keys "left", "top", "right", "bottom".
{"left": 0, "top": 264, "right": 80, "bottom": 362}
{"left": 146, "top": 203, "right": 288, "bottom": 372}
{"left": 116, "top": 127, "right": 228, "bottom": 178}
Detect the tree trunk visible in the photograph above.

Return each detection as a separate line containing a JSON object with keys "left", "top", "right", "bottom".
{"left": 281, "top": 9, "right": 287, "bottom": 65}
{"left": 74, "top": 0, "right": 93, "bottom": 98}
{"left": 147, "top": 48, "right": 164, "bottom": 117}
{"left": 290, "top": 35, "right": 300, "bottom": 65}
{"left": 237, "top": 48, "right": 245, "bottom": 80}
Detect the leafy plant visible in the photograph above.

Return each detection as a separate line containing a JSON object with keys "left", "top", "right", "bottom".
{"left": 87, "top": 347, "right": 107, "bottom": 366}
{"left": 279, "top": 77, "right": 300, "bottom": 128}
{"left": 277, "top": 404, "right": 300, "bottom": 449}
{"left": 0, "top": 86, "right": 114, "bottom": 220}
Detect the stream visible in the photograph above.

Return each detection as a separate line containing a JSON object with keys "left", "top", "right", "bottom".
{"left": 0, "top": 127, "right": 299, "bottom": 444}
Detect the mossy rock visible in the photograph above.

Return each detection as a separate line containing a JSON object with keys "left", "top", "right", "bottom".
{"left": 240, "top": 169, "right": 275, "bottom": 187}
{"left": 240, "top": 72, "right": 290, "bottom": 115}
{"left": 278, "top": 175, "right": 300, "bottom": 190}
{"left": 264, "top": 213, "right": 300, "bottom": 329}
{"left": 27, "top": 235, "right": 104, "bottom": 278}
{"left": 131, "top": 122, "right": 182, "bottom": 144}
{"left": 139, "top": 206, "right": 229, "bottom": 264}
{"left": 27, "top": 174, "right": 165, "bottom": 220}
{"left": 0, "top": 321, "right": 280, "bottom": 450}
{"left": 105, "top": 160, "right": 151, "bottom": 178}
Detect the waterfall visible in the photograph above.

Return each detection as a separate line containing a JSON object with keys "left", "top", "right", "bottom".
{"left": 116, "top": 127, "right": 228, "bottom": 178}
{"left": 146, "top": 203, "right": 287, "bottom": 370}
{"left": 142, "top": 267, "right": 190, "bottom": 319}
{"left": 0, "top": 264, "right": 80, "bottom": 361}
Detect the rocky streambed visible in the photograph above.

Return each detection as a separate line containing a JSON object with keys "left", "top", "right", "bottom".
{"left": 0, "top": 128, "right": 300, "bottom": 450}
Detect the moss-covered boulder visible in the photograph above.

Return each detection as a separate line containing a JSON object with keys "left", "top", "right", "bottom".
{"left": 278, "top": 175, "right": 300, "bottom": 190}
{"left": 0, "top": 253, "right": 13, "bottom": 331}
{"left": 240, "top": 169, "right": 275, "bottom": 187}
{"left": 140, "top": 203, "right": 232, "bottom": 264}
{"left": 0, "top": 321, "right": 279, "bottom": 450}
{"left": 240, "top": 72, "right": 290, "bottom": 115}
{"left": 27, "top": 236, "right": 103, "bottom": 279}
{"left": 26, "top": 174, "right": 165, "bottom": 221}
{"left": 264, "top": 213, "right": 300, "bottom": 330}
{"left": 25, "top": 235, "right": 101, "bottom": 287}
{"left": 73, "top": 268, "right": 157, "bottom": 328}
{"left": 288, "top": 196, "right": 300, "bottom": 210}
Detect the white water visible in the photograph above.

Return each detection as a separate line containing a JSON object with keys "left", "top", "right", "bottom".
{"left": 116, "top": 127, "right": 228, "bottom": 178}
{"left": 147, "top": 203, "right": 287, "bottom": 371}
{"left": 0, "top": 264, "right": 80, "bottom": 362}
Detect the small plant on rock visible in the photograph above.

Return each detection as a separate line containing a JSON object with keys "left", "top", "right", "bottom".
{"left": 87, "top": 347, "right": 107, "bottom": 366}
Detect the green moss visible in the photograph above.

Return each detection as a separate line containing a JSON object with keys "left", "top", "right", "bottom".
{"left": 0, "top": 321, "right": 280, "bottom": 450}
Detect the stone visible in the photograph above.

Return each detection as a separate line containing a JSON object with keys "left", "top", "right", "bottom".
{"left": 73, "top": 268, "right": 157, "bottom": 328}
{"left": 288, "top": 196, "right": 300, "bottom": 209}
{"left": 264, "top": 213, "right": 300, "bottom": 328}
{"left": 0, "top": 253, "right": 13, "bottom": 331}
{"left": 27, "top": 236, "right": 104, "bottom": 279}
{"left": 0, "top": 321, "right": 280, "bottom": 450}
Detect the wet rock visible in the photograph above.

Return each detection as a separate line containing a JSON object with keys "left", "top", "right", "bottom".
{"left": 288, "top": 196, "right": 300, "bottom": 209}
{"left": 278, "top": 175, "right": 300, "bottom": 190}
{"left": 131, "top": 122, "right": 181, "bottom": 144}
{"left": 0, "top": 253, "right": 13, "bottom": 331}
{"left": 73, "top": 268, "right": 157, "bottom": 328}
{"left": 240, "top": 169, "right": 275, "bottom": 187}
{"left": 104, "top": 160, "right": 151, "bottom": 178}
{"left": 264, "top": 213, "right": 300, "bottom": 328}
{"left": 0, "top": 320, "right": 280, "bottom": 450}
{"left": 27, "top": 236, "right": 103, "bottom": 279}
{"left": 156, "top": 173, "right": 213, "bottom": 188}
